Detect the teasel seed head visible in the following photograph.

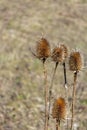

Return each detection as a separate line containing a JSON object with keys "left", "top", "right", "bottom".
{"left": 69, "top": 51, "right": 83, "bottom": 72}
{"left": 36, "top": 37, "right": 51, "bottom": 63}
{"left": 52, "top": 97, "right": 66, "bottom": 121}
{"left": 51, "top": 46, "right": 64, "bottom": 63}
{"left": 60, "top": 44, "right": 68, "bottom": 61}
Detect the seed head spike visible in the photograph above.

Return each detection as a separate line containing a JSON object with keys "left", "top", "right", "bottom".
{"left": 60, "top": 44, "right": 68, "bottom": 61}
{"left": 36, "top": 37, "right": 51, "bottom": 63}
{"left": 69, "top": 51, "right": 82, "bottom": 72}
{"left": 52, "top": 97, "right": 66, "bottom": 122}
{"left": 51, "top": 46, "right": 64, "bottom": 63}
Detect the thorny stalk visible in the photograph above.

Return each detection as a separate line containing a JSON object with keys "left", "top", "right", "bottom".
{"left": 56, "top": 119, "right": 60, "bottom": 130}
{"left": 71, "top": 71, "right": 78, "bottom": 130}
{"left": 65, "top": 87, "right": 69, "bottom": 130}
{"left": 43, "top": 60, "right": 48, "bottom": 130}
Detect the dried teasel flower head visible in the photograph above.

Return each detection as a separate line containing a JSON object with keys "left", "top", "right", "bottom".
{"left": 36, "top": 37, "right": 51, "bottom": 63}
{"left": 60, "top": 44, "right": 68, "bottom": 61}
{"left": 52, "top": 97, "right": 66, "bottom": 121}
{"left": 51, "top": 45, "right": 64, "bottom": 63}
{"left": 69, "top": 50, "right": 83, "bottom": 72}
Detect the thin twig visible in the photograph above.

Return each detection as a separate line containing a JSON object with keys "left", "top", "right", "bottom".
{"left": 48, "top": 62, "right": 58, "bottom": 121}
{"left": 43, "top": 61, "right": 48, "bottom": 130}
{"left": 71, "top": 71, "right": 77, "bottom": 130}
{"left": 29, "top": 47, "right": 38, "bottom": 58}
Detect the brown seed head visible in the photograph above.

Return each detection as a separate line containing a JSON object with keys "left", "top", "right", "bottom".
{"left": 52, "top": 97, "right": 66, "bottom": 121}
{"left": 36, "top": 38, "right": 50, "bottom": 61}
{"left": 60, "top": 44, "right": 68, "bottom": 60}
{"left": 69, "top": 51, "right": 82, "bottom": 72}
{"left": 51, "top": 46, "right": 64, "bottom": 63}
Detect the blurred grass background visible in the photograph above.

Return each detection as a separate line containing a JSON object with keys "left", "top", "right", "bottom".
{"left": 0, "top": 0, "right": 87, "bottom": 130}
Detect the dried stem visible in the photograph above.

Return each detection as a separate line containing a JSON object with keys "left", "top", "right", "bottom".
{"left": 43, "top": 61, "right": 48, "bottom": 130}
{"left": 63, "top": 62, "right": 67, "bottom": 89}
{"left": 71, "top": 71, "right": 78, "bottom": 130}
{"left": 63, "top": 62, "right": 68, "bottom": 129}
{"left": 65, "top": 88, "right": 69, "bottom": 130}
{"left": 48, "top": 62, "right": 58, "bottom": 121}
{"left": 56, "top": 119, "right": 60, "bottom": 130}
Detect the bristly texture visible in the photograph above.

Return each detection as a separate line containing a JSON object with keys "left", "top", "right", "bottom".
{"left": 60, "top": 44, "right": 68, "bottom": 61}
{"left": 52, "top": 97, "right": 66, "bottom": 121}
{"left": 51, "top": 46, "right": 64, "bottom": 63}
{"left": 69, "top": 51, "right": 82, "bottom": 72}
{"left": 36, "top": 38, "right": 50, "bottom": 62}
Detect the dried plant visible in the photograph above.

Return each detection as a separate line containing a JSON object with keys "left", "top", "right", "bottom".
{"left": 48, "top": 44, "right": 68, "bottom": 121}
{"left": 30, "top": 37, "right": 51, "bottom": 130}
{"left": 60, "top": 44, "right": 68, "bottom": 88}
{"left": 69, "top": 51, "right": 82, "bottom": 72}
{"left": 48, "top": 46, "right": 64, "bottom": 120}
{"left": 29, "top": 37, "right": 50, "bottom": 64}
{"left": 51, "top": 44, "right": 68, "bottom": 89}
{"left": 36, "top": 37, "right": 51, "bottom": 63}
{"left": 51, "top": 46, "right": 64, "bottom": 63}
{"left": 60, "top": 44, "right": 68, "bottom": 60}
{"left": 69, "top": 51, "right": 83, "bottom": 130}
{"left": 36, "top": 37, "right": 51, "bottom": 130}
{"left": 31, "top": 40, "right": 84, "bottom": 130}
{"left": 52, "top": 97, "right": 66, "bottom": 130}
{"left": 60, "top": 44, "right": 69, "bottom": 130}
